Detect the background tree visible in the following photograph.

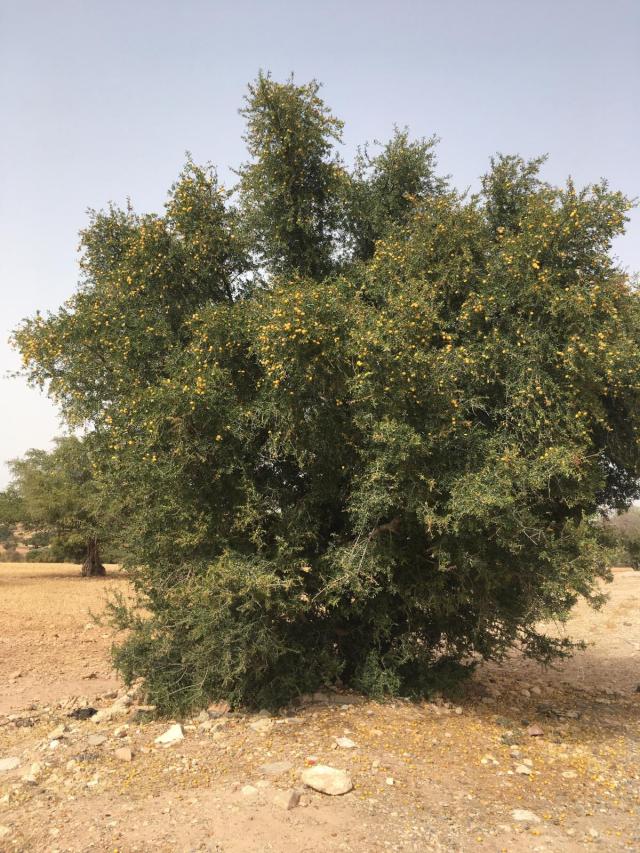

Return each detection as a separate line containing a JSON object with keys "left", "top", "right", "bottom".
{"left": 6, "top": 436, "right": 109, "bottom": 576}
{"left": 0, "top": 486, "right": 23, "bottom": 559}
{"left": 600, "top": 507, "right": 640, "bottom": 569}
{"left": 13, "top": 74, "right": 640, "bottom": 712}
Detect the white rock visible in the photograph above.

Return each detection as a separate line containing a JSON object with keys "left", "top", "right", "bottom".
{"left": 92, "top": 697, "right": 131, "bottom": 724}
{"left": 88, "top": 734, "right": 107, "bottom": 747}
{"left": 248, "top": 718, "right": 274, "bottom": 734}
{"left": 114, "top": 747, "right": 133, "bottom": 762}
{"left": 0, "top": 825, "right": 10, "bottom": 838}
{"left": 155, "top": 723, "right": 184, "bottom": 745}
{"left": 0, "top": 757, "right": 20, "bottom": 772}
{"left": 241, "top": 784, "right": 258, "bottom": 796}
{"left": 385, "top": 777, "right": 395, "bottom": 786}
{"left": 48, "top": 724, "right": 66, "bottom": 740}
{"left": 512, "top": 809, "right": 540, "bottom": 823}
{"left": 562, "top": 770, "right": 578, "bottom": 779}
{"left": 301, "top": 765, "right": 353, "bottom": 796}
{"left": 22, "top": 762, "right": 43, "bottom": 784}
{"left": 515, "top": 764, "right": 532, "bottom": 775}
{"left": 273, "top": 788, "right": 300, "bottom": 810}
{"left": 334, "top": 737, "right": 357, "bottom": 749}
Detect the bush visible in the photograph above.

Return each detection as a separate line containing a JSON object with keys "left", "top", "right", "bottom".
{"left": 15, "top": 75, "right": 640, "bottom": 713}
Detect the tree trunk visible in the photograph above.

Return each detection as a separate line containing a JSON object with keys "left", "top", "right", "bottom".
{"left": 81, "top": 536, "right": 106, "bottom": 577}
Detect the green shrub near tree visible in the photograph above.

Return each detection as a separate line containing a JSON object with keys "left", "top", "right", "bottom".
{"left": 13, "top": 74, "right": 640, "bottom": 712}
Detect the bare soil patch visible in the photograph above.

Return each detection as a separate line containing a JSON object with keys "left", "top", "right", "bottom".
{"left": 0, "top": 563, "right": 638, "bottom": 852}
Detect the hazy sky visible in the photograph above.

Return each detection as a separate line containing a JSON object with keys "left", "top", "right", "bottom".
{"left": 1, "top": 0, "right": 638, "bottom": 486}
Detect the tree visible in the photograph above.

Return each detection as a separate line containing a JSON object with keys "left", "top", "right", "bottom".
{"left": 600, "top": 507, "right": 640, "bottom": 569}
{"left": 13, "top": 75, "right": 640, "bottom": 712}
{"left": 6, "top": 437, "right": 108, "bottom": 576}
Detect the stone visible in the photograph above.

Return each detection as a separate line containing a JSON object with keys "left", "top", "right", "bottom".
{"left": 248, "top": 718, "right": 274, "bottom": 734}
{"left": 562, "top": 770, "right": 578, "bottom": 779}
{"left": 67, "top": 707, "right": 97, "bottom": 720}
{"left": 113, "top": 725, "right": 129, "bottom": 738}
{"left": 0, "top": 757, "right": 20, "bottom": 772}
{"left": 9, "top": 671, "right": 22, "bottom": 679}
{"left": 312, "top": 691, "right": 332, "bottom": 704}
{"left": 515, "top": 764, "right": 532, "bottom": 775}
{"left": 301, "top": 765, "right": 353, "bottom": 796}
{"left": 260, "top": 761, "right": 293, "bottom": 776}
{"left": 155, "top": 724, "right": 184, "bottom": 745}
{"left": 92, "top": 697, "right": 131, "bottom": 724}
{"left": 334, "top": 737, "right": 357, "bottom": 749}
{"left": 207, "top": 701, "right": 231, "bottom": 718}
{"left": 88, "top": 734, "right": 107, "bottom": 747}
{"left": 527, "top": 725, "right": 544, "bottom": 737}
{"left": 385, "top": 777, "right": 395, "bottom": 786}
{"left": 48, "top": 724, "right": 66, "bottom": 740}
{"left": 114, "top": 747, "right": 133, "bottom": 762}
{"left": 0, "top": 825, "right": 10, "bottom": 838}
{"left": 241, "top": 784, "right": 258, "bottom": 796}
{"left": 22, "top": 761, "right": 43, "bottom": 784}
{"left": 512, "top": 809, "right": 541, "bottom": 823}
{"left": 273, "top": 788, "right": 300, "bottom": 810}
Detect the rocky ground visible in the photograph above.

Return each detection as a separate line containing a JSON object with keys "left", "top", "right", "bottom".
{"left": 0, "top": 563, "right": 638, "bottom": 852}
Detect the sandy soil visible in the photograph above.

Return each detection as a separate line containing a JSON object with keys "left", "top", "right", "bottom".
{"left": 0, "top": 563, "right": 638, "bottom": 852}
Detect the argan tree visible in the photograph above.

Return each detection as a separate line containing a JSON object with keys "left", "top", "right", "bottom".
{"left": 14, "top": 73, "right": 640, "bottom": 711}
{"left": 6, "top": 437, "right": 108, "bottom": 576}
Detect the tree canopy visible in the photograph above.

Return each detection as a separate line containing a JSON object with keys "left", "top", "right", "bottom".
{"left": 4, "top": 437, "right": 109, "bottom": 574}
{"left": 13, "top": 73, "right": 640, "bottom": 711}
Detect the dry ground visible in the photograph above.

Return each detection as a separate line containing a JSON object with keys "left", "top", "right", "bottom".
{"left": 0, "top": 563, "right": 638, "bottom": 853}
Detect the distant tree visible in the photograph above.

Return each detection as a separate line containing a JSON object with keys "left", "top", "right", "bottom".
{"left": 7, "top": 437, "right": 107, "bottom": 576}
{"left": 601, "top": 507, "right": 640, "bottom": 569}
{"left": 12, "top": 74, "right": 640, "bottom": 712}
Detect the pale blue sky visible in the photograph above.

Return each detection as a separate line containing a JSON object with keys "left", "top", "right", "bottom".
{"left": 1, "top": 0, "right": 638, "bottom": 486}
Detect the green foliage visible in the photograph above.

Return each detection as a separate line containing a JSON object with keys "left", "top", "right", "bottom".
{"left": 344, "top": 128, "right": 448, "bottom": 261}
{"left": 13, "top": 75, "right": 640, "bottom": 712}
{"left": 239, "top": 72, "right": 344, "bottom": 280}
{"left": 4, "top": 437, "right": 112, "bottom": 568}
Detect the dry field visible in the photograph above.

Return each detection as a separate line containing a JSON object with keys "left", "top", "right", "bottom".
{"left": 0, "top": 562, "right": 638, "bottom": 852}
